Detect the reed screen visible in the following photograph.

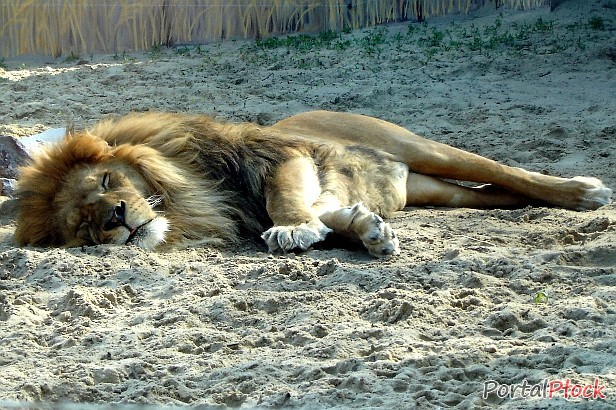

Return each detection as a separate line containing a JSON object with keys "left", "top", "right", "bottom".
{"left": 0, "top": 0, "right": 548, "bottom": 57}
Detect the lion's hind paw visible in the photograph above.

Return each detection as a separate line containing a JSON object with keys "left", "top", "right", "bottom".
{"left": 356, "top": 211, "right": 400, "bottom": 258}
{"left": 571, "top": 176, "right": 613, "bottom": 210}
{"left": 262, "top": 221, "right": 332, "bottom": 253}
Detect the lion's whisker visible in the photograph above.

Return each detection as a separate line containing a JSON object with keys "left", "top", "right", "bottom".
{"left": 147, "top": 195, "right": 164, "bottom": 208}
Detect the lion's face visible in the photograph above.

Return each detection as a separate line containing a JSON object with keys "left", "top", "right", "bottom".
{"left": 17, "top": 123, "right": 233, "bottom": 250}
{"left": 55, "top": 162, "right": 169, "bottom": 250}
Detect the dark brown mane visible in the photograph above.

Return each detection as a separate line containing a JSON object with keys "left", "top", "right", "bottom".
{"left": 15, "top": 113, "right": 318, "bottom": 248}
{"left": 92, "top": 113, "right": 316, "bottom": 236}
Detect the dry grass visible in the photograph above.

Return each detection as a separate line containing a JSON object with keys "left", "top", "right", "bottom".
{"left": 1, "top": 0, "right": 548, "bottom": 57}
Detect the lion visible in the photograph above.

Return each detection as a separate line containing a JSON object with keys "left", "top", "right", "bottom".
{"left": 15, "top": 110, "right": 612, "bottom": 257}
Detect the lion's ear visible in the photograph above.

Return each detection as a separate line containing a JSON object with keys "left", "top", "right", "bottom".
{"left": 60, "top": 132, "right": 111, "bottom": 162}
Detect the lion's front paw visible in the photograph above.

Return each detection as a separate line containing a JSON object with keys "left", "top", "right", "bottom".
{"left": 358, "top": 213, "right": 400, "bottom": 258}
{"left": 262, "top": 220, "right": 332, "bottom": 253}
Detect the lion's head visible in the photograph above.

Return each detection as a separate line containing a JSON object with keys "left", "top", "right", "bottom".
{"left": 16, "top": 115, "right": 246, "bottom": 250}
{"left": 15, "top": 132, "right": 171, "bottom": 250}
{"left": 51, "top": 161, "right": 168, "bottom": 249}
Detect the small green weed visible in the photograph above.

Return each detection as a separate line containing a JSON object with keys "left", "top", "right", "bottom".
{"left": 418, "top": 27, "right": 445, "bottom": 48}
{"left": 589, "top": 16, "right": 605, "bottom": 30}
{"left": 64, "top": 51, "right": 80, "bottom": 63}
{"left": 534, "top": 291, "right": 549, "bottom": 304}
{"left": 240, "top": 29, "right": 353, "bottom": 66}
{"left": 176, "top": 45, "right": 191, "bottom": 56}
{"left": 239, "top": 13, "right": 608, "bottom": 69}
{"left": 483, "top": 17, "right": 502, "bottom": 37}
{"left": 533, "top": 16, "right": 554, "bottom": 32}
{"left": 112, "top": 51, "right": 137, "bottom": 63}
{"left": 253, "top": 30, "right": 349, "bottom": 52}
{"left": 359, "top": 27, "right": 388, "bottom": 56}
{"left": 467, "top": 25, "right": 484, "bottom": 51}
{"left": 113, "top": 51, "right": 137, "bottom": 63}
{"left": 148, "top": 43, "right": 163, "bottom": 59}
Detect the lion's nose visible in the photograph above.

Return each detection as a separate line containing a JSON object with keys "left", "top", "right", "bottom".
{"left": 104, "top": 201, "right": 128, "bottom": 231}
{"left": 114, "top": 201, "right": 127, "bottom": 224}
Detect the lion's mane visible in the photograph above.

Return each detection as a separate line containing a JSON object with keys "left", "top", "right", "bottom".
{"left": 16, "top": 113, "right": 312, "bottom": 248}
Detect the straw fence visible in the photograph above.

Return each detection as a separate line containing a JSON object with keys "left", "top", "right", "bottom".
{"left": 1, "top": 0, "right": 548, "bottom": 57}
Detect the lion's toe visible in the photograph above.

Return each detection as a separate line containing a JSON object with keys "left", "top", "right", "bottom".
{"left": 571, "top": 176, "right": 613, "bottom": 210}
{"left": 359, "top": 215, "right": 400, "bottom": 258}
{"left": 262, "top": 221, "right": 332, "bottom": 253}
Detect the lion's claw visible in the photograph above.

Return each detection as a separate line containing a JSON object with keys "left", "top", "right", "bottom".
{"left": 262, "top": 221, "right": 332, "bottom": 253}
{"left": 359, "top": 214, "right": 400, "bottom": 258}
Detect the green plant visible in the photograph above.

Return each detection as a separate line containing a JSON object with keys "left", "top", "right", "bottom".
{"left": 589, "top": 16, "right": 605, "bottom": 30}
{"left": 238, "top": 11, "right": 607, "bottom": 71}
{"left": 419, "top": 27, "right": 445, "bottom": 48}
{"left": 239, "top": 28, "right": 353, "bottom": 68}
{"left": 483, "top": 17, "right": 502, "bottom": 37}
{"left": 148, "top": 43, "right": 163, "bottom": 59}
{"left": 564, "top": 21, "right": 584, "bottom": 33}
{"left": 64, "top": 51, "right": 80, "bottom": 63}
{"left": 252, "top": 30, "right": 349, "bottom": 52}
{"left": 112, "top": 50, "right": 137, "bottom": 63}
{"left": 467, "top": 25, "right": 484, "bottom": 51}
{"left": 533, "top": 16, "right": 554, "bottom": 32}
{"left": 359, "top": 27, "right": 388, "bottom": 56}
{"left": 392, "top": 32, "right": 405, "bottom": 51}
{"left": 176, "top": 45, "right": 191, "bottom": 56}
{"left": 533, "top": 291, "right": 549, "bottom": 304}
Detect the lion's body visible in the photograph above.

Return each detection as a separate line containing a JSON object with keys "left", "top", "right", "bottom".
{"left": 15, "top": 111, "right": 612, "bottom": 257}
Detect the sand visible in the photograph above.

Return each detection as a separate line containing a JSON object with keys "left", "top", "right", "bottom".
{"left": 0, "top": 0, "right": 614, "bottom": 408}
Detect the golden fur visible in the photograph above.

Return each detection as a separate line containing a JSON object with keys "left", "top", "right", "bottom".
{"left": 15, "top": 112, "right": 407, "bottom": 255}
{"left": 15, "top": 110, "right": 612, "bottom": 257}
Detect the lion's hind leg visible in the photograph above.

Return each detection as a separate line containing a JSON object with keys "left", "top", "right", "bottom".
{"left": 274, "top": 111, "right": 612, "bottom": 210}
{"left": 318, "top": 203, "right": 400, "bottom": 258}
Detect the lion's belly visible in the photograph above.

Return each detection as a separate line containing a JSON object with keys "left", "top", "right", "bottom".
{"left": 320, "top": 145, "right": 408, "bottom": 217}
{"left": 347, "top": 160, "right": 408, "bottom": 217}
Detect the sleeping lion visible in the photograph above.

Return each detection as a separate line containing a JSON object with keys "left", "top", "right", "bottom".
{"left": 15, "top": 110, "right": 612, "bottom": 257}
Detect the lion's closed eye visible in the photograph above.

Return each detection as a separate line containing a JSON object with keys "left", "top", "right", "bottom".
{"left": 102, "top": 173, "right": 110, "bottom": 190}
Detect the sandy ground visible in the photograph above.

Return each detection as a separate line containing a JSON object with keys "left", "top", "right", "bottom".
{"left": 1, "top": 0, "right": 615, "bottom": 408}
